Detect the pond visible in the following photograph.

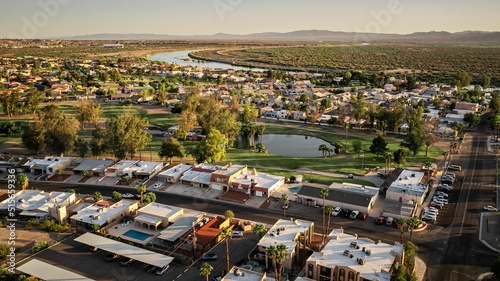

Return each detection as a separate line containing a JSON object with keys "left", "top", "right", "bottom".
{"left": 148, "top": 50, "right": 267, "bottom": 72}
{"left": 238, "top": 134, "right": 335, "bottom": 157}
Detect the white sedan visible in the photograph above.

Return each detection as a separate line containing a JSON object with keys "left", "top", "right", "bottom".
{"left": 332, "top": 207, "right": 342, "bottom": 217}
{"left": 483, "top": 205, "right": 498, "bottom": 212}
{"left": 122, "top": 193, "right": 134, "bottom": 199}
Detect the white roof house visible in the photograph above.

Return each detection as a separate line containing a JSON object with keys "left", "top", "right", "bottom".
{"left": 157, "top": 164, "right": 192, "bottom": 183}
{"left": 129, "top": 161, "right": 164, "bottom": 177}
{"left": 156, "top": 208, "right": 204, "bottom": 244}
{"left": 257, "top": 219, "right": 314, "bottom": 270}
{"left": 305, "top": 229, "right": 403, "bottom": 281}
{"left": 231, "top": 169, "right": 285, "bottom": 197}
{"left": 70, "top": 199, "right": 138, "bottom": 228}
{"left": 23, "top": 156, "right": 74, "bottom": 174}
{"left": 104, "top": 160, "right": 138, "bottom": 177}
{"left": 0, "top": 190, "right": 76, "bottom": 220}
{"left": 180, "top": 170, "right": 213, "bottom": 188}
{"left": 72, "top": 158, "right": 115, "bottom": 175}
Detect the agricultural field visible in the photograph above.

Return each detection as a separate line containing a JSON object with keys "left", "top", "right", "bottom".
{"left": 193, "top": 44, "right": 500, "bottom": 82}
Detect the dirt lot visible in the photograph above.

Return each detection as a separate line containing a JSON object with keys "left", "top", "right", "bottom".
{"left": 0, "top": 226, "right": 67, "bottom": 256}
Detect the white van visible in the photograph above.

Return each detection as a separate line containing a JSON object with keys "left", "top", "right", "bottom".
{"left": 449, "top": 165, "right": 462, "bottom": 171}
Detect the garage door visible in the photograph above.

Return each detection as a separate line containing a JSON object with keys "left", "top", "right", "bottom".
{"left": 211, "top": 183, "right": 223, "bottom": 191}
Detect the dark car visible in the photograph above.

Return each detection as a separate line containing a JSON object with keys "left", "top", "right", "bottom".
{"left": 375, "top": 216, "right": 385, "bottom": 225}
{"left": 120, "top": 257, "right": 134, "bottom": 266}
{"left": 341, "top": 209, "right": 351, "bottom": 218}
{"left": 358, "top": 213, "right": 368, "bottom": 220}
{"left": 201, "top": 253, "right": 218, "bottom": 261}
{"left": 104, "top": 253, "right": 119, "bottom": 262}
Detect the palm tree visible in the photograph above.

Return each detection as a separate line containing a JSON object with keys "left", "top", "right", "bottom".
{"left": 266, "top": 245, "right": 278, "bottom": 278}
{"left": 396, "top": 218, "right": 408, "bottom": 244}
{"left": 224, "top": 209, "right": 234, "bottom": 223}
{"left": 318, "top": 144, "right": 329, "bottom": 157}
{"left": 281, "top": 193, "right": 289, "bottom": 218}
{"left": 220, "top": 227, "right": 233, "bottom": 272}
{"left": 199, "top": 262, "right": 213, "bottom": 281}
{"left": 273, "top": 244, "right": 288, "bottom": 281}
{"left": 81, "top": 170, "right": 88, "bottom": 177}
{"left": 319, "top": 188, "right": 329, "bottom": 243}
{"left": 16, "top": 173, "right": 29, "bottom": 190}
{"left": 137, "top": 183, "right": 147, "bottom": 204}
{"left": 92, "top": 191, "right": 102, "bottom": 202}
{"left": 407, "top": 216, "right": 421, "bottom": 242}
{"left": 384, "top": 152, "right": 393, "bottom": 175}
{"left": 252, "top": 224, "right": 267, "bottom": 239}
{"left": 324, "top": 204, "right": 334, "bottom": 244}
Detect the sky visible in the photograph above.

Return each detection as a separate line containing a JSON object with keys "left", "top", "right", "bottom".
{"left": 1, "top": 0, "right": 499, "bottom": 39}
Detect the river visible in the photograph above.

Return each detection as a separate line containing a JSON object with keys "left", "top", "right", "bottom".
{"left": 148, "top": 50, "right": 268, "bottom": 72}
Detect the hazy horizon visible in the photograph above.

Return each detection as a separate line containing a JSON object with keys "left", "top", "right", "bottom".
{"left": 1, "top": 0, "right": 499, "bottom": 39}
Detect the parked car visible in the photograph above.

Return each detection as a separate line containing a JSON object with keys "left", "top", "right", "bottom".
{"left": 332, "top": 207, "right": 342, "bottom": 217}
{"left": 282, "top": 201, "right": 290, "bottom": 209}
{"left": 120, "top": 257, "right": 134, "bottom": 267}
{"left": 430, "top": 203, "right": 443, "bottom": 209}
{"left": 231, "top": 231, "right": 243, "bottom": 238}
{"left": 435, "top": 192, "right": 449, "bottom": 198}
{"left": 483, "top": 205, "right": 498, "bottom": 212}
{"left": 358, "top": 212, "right": 368, "bottom": 220}
{"left": 422, "top": 215, "right": 437, "bottom": 222}
{"left": 155, "top": 265, "right": 170, "bottom": 275}
{"left": 152, "top": 182, "right": 164, "bottom": 189}
{"left": 423, "top": 210, "right": 438, "bottom": 216}
{"left": 212, "top": 276, "right": 222, "bottom": 281}
{"left": 386, "top": 217, "right": 394, "bottom": 226}
{"left": 341, "top": 209, "right": 351, "bottom": 218}
{"left": 201, "top": 253, "right": 218, "bottom": 261}
{"left": 350, "top": 211, "right": 360, "bottom": 220}
{"left": 449, "top": 165, "right": 462, "bottom": 171}
{"left": 122, "top": 193, "right": 134, "bottom": 199}
{"left": 104, "top": 253, "right": 119, "bottom": 262}
{"left": 375, "top": 216, "right": 385, "bottom": 225}
{"left": 89, "top": 246, "right": 98, "bottom": 253}
{"left": 444, "top": 173, "right": 456, "bottom": 178}
{"left": 441, "top": 179, "right": 454, "bottom": 185}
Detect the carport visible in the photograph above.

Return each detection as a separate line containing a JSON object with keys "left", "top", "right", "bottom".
{"left": 18, "top": 259, "right": 95, "bottom": 281}
{"left": 75, "top": 232, "right": 173, "bottom": 268}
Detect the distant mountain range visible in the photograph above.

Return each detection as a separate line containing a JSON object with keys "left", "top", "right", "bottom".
{"left": 60, "top": 30, "right": 500, "bottom": 44}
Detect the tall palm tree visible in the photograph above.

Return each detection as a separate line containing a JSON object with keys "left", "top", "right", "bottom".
{"left": 274, "top": 244, "right": 288, "bottom": 281}
{"left": 252, "top": 224, "right": 267, "bottom": 239}
{"left": 16, "top": 173, "right": 29, "bottom": 190}
{"left": 324, "top": 204, "right": 334, "bottom": 244}
{"left": 266, "top": 245, "right": 278, "bottom": 278}
{"left": 407, "top": 216, "right": 421, "bottom": 242}
{"left": 220, "top": 227, "right": 233, "bottom": 272}
{"left": 319, "top": 188, "right": 329, "bottom": 243}
{"left": 396, "top": 218, "right": 408, "bottom": 244}
{"left": 137, "top": 183, "right": 147, "bottom": 204}
{"left": 384, "top": 153, "right": 393, "bottom": 175}
{"left": 199, "top": 262, "right": 213, "bottom": 281}
{"left": 281, "top": 193, "right": 289, "bottom": 218}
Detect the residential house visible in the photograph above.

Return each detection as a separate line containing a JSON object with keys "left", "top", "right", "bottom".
{"left": 384, "top": 170, "right": 428, "bottom": 218}
{"left": 304, "top": 228, "right": 403, "bottom": 281}
{"left": 23, "top": 156, "right": 74, "bottom": 175}
{"left": 71, "top": 158, "right": 115, "bottom": 177}
{"left": 230, "top": 168, "right": 285, "bottom": 197}
{"left": 104, "top": 160, "right": 138, "bottom": 178}
{"left": 221, "top": 266, "right": 275, "bottom": 281}
{"left": 257, "top": 219, "right": 314, "bottom": 270}
{"left": 210, "top": 164, "right": 247, "bottom": 191}
{"left": 157, "top": 164, "right": 193, "bottom": 184}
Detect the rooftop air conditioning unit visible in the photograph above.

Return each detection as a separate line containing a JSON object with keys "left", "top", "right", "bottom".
{"left": 366, "top": 249, "right": 372, "bottom": 256}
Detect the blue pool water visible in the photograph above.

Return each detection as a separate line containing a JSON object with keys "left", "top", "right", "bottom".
{"left": 289, "top": 186, "right": 302, "bottom": 193}
{"left": 123, "top": 230, "right": 150, "bottom": 241}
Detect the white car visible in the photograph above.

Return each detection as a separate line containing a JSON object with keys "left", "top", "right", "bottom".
{"left": 435, "top": 192, "right": 449, "bottom": 198}
{"left": 122, "top": 193, "right": 134, "bottom": 199}
{"left": 423, "top": 210, "right": 438, "bottom": 216}
{"left": 231, "top": 231, "right": 243, "bottom": 238}
{"left": 152, "top": 182, "right": 164, "bottom": 189}
{"left": 332, "top": 207, "right": 342, "bottom": 217}
{"left": 483, "top": 205, "right": 498, "bottom": 212}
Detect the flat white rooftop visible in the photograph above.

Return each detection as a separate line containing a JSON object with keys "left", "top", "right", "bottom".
{"left": 70, "top": 199, "right": 136, "bottom": 226}
{"left": 233, "top": 170, "right": 284, "bottom": 190}
{"left": 157, "top": 209, "right": 204, "bottom": 242}
{"left": 309, "top": 229, "right": 402, "bottom": 281}
{"left": 222, "top": 266, "right": 274, "bottom": 281}
{"left": 258, "top": 219, "right": 312, "bottom": 254}
{"left": 18, "top": 259, "right": 95, "bottom": 281}
{"left": 138, "top": 202, "right": 182, "bottom": 220}
{"left": 158, "top": 164, "right": 192, "bottom": 178}
{"left": 75, "top": 233, "right": 173, "bottom": 268}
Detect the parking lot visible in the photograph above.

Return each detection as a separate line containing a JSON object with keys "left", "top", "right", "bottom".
{"left": 19, "top": 229, "right": 260, "bottom": 281}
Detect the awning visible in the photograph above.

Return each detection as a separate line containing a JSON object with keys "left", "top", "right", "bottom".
{"left": 18, "top": 259, "right": 95, "bottom": 281}
{"left": 74, "top": 233, "right": 173, "bottom": 268}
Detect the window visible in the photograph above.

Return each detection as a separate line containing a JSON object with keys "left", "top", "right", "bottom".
{"left": 339, "top": 269, "right": 345, "bottom": 281}
{"left": 348, "top": 271, "right": 354, "bottom": 281}
{"left": 308, "top": 264, "right": 314, "bottom": 278}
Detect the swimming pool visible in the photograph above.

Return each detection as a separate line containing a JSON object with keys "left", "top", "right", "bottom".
{"left": 123, "top": 229, "right": 150, "bottom": 241}
{"left": 289, "top": 186, "right": 302, "bottom": 193}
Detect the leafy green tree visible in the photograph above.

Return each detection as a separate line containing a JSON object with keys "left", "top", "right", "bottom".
{"left": 76, "top": 138, "right": 89, "bottom": 158}
{"left": 239, "top": 103, "right": 258, "bottom": 124}
{"left": 369, "top": 135, "right": 389, "bottom": 156}
{"left": 111, "top": 191, "right": 122, "bottom": 201}
{"left": 105, "top": 112, "right": 152, "bottom": 159}
{"left": 199, "top": 262, "right": 213, "bottom": 281}
{"left": 333, "top": 142, "right": 344, "bottom": 154}
{"left": 490, "top": 94, "right": 500, "bottom": 113}
{"left": 142, "top": 192, "right": 156, "bottom": 204}
{"left": 0, "top": 122, "right": 20, "bottom": 137}
{"left": 90, "top": 127, "right": 108, "bottom": 157}
{"left": 0, "top": 90, "right": 23, "bottom": 117}
{"left": 393, "top": 149, "right": 407, "bottom": 166}
{"left": 192, "top": 129, "right": 228, "bottom": 164}
{"left": 76, "top": 101, "right": 101, "bottom": 129}
{"left": 463, "top": 112, "right": 480, "bottom": 127}
{"left": 158, "top": 138, "right": 184, "bottom": 162}
{"left": 407, "top": 217, "right": 421, "bottom": 242}
{"left": 252, "top": 224, "right": 267, "bottom": 239}
{"left": 24, "top": 90, "right": 45, "bottom": 114}
{"left": 16, "top": 173, "right": 29, "bottom": 190}
{"left": 255, "top": 143, "right": 267, "bottom": 153}
{"left": 401, "top": 128, "right": 426, "bottom": 158}
{"left": 352, "top": 140, "right": 362, "bottom": 155}
{"left": 224, "top": 210, "right": 234, "bottom": 221}
{"left": 92, "top": 191, "right": 102, "bottom": 202}
{"left": 318, "top": 144, "right": 330, "bottom": 157}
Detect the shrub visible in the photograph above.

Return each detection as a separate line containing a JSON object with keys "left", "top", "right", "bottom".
{"left": 32, "top": 241, "right": 49, "bottom": 253}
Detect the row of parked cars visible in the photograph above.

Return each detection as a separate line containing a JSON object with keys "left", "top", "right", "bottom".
{"left": 331, "top": 207, "right": 368, "bottom": 220}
